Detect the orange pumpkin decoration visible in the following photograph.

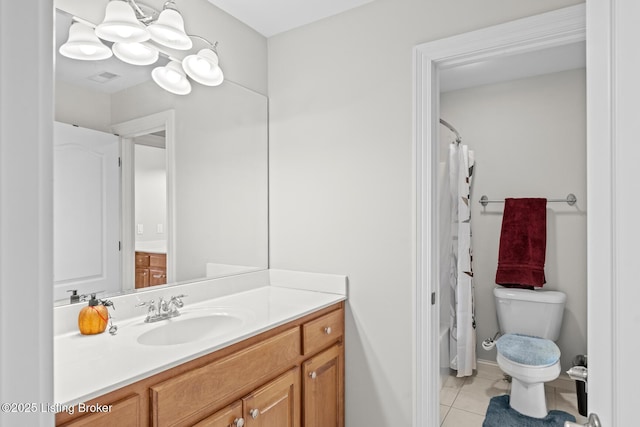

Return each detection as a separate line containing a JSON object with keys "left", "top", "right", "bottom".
{"left": 78, "top": 294, "right": 112, "bottom": 335}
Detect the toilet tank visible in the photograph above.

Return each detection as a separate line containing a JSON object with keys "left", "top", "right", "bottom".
{"left": 494, "top": 287, "right": 567, "bottom": 341}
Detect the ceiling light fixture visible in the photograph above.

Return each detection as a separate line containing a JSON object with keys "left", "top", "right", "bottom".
{"left": 112, "top": 41, "right": 159, "bottom": 65}
{"left": 59, "top": 0, "right": 224, "bottom": 95}
{"left": 148, "top": 5, "right": 192, "bottom": 50}
{"left": 59, "top": 22, "right": 114, "bottom": 61}
{"left": 182, "top": 46, "right": 224, "bottom": 86}
{"left": 152, "top": 60, "right": 192, "bottom": 95}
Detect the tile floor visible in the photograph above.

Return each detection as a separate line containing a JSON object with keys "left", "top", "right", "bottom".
{"left": 439, "top": 361, "right": 588, "bottom": 426}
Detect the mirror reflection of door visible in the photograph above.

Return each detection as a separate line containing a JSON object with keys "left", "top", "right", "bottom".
{"left": 132, "top": 133, "right": 167, "bottom": 289}
{"left": 53, "top": 122, "right": 121, "bottom": 301}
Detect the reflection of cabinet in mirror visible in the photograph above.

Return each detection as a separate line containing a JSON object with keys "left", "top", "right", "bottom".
{"left": 135, "top": 251, "right": 167, "bottom": 288}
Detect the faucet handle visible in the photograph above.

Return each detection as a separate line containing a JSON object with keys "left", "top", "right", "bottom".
{"left": 170, "top": 294, "right": 187, "bottom": 306}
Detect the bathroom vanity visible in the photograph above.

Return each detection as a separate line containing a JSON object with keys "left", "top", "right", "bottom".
{"left": 135, "top": 251, "right": 167, "bottom": 289}
{"left": 54, "top": 271, "right": 346, "bottom": 427}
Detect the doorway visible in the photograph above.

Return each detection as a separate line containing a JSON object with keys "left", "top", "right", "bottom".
{"left": 413, "top": 5, "right": 589, "bottom": 427}
{"left": 112, "top": 110, "right": 176, "bottom": 290}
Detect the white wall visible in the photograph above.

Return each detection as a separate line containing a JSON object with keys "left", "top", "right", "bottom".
{"left": 112, "top": 80, "right": 269, "bottom": 282}
{"left": 0, "top": 1, "right": 54, "bottom": 424}
{"left": 55, "top": 80, "right": 111, "bottom": 132}
{"left": 440, "top": 69, "right": 587, "bottom": 370}
{"left": 267, "top": 0, "right": 584, "bottom": 425}
{"left": 134, "top": 144, "right": 167, "bottom": 243}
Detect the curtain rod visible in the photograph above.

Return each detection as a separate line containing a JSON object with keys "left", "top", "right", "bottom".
{"left": 439, "top": 118, "right": 461, "bottom": 144}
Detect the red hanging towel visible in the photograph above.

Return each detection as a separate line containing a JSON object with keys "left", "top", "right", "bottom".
{"left": 495, "top": 198, "right": 547, "bottom": 288}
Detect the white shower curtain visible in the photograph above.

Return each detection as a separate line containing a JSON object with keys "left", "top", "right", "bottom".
{"left": 448, "top": 143, "right": 477, "bottom": 377}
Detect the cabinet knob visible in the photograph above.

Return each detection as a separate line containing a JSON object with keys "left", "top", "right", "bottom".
{"left": 233, "top": 418, "right": 245, "bottom": 427}
{"left": 324, "top": 326, "right": 332, "bottom": 335}
{"left": 249, "top": 408, "right": 259, "bottom": 419}
{"left": 309, "top": 371, "right": 317, "bottom": 379}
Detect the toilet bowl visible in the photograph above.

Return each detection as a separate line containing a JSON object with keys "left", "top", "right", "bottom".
{"left": 496, "top": 333, "right": 561, "bottom": 418}
{"left": 492, "top": 287, "right": 566, "bottom": 418}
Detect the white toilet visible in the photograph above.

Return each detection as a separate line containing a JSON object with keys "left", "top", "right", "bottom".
{"left": 493, "top": 286, "right": 567, "bottom": 418}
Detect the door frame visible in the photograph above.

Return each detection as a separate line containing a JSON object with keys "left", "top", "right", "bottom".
{"left": 112, "top": 110, "right": 176, "bottom": 289}
{"left": 412, "top": 5, "right": 600, "bottom": 426}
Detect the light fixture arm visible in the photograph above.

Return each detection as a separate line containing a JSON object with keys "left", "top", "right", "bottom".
{"left": 126, "top": 0, "right": 159, "bottom": 24}
{"left": 189, "top": 36, "right": 219, "bottom": 53}
{"left": 162, "top": 0, "right": 179, "bottom": 12}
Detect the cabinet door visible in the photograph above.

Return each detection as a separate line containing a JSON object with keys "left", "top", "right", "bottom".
{"left": 135, "top": 267, "right": 149, "bottom": 288}
{"left": 243, "top": 367, "right": 300, "bottom": 427}
{"left": 302, "top": 344, "right": 344, "bottom": 427}
{"left": 193, "top": 401, "right": 244, "bottom": 427}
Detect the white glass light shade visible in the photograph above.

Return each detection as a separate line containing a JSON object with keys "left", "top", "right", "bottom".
{"left": 151, "top": 60, "right": 191, "bottom": 95}
{"left": 59, "top": 22, "right": 113, "bottom": 61}
{"left": 148, "top": 9, "right": 192, "bottom": 50}
{"left": 112, "top": 42, "right": 159, "bottom": 65}
{"left": 95, "top": 1, "right": 150, "bottom": 43}
{"left": 182, "top": 49, "right": 224, "bottom": 86}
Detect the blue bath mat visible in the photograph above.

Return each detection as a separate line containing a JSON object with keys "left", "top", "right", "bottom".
{"left": 483, "top": 395, "right": 576, "bottom": 427}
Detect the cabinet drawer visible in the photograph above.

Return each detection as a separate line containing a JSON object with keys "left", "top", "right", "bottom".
{"left": 149, "top": 253, "right": 166, "bottom": 268}
{"left": 302, "top": 309, "right": 344, "bottom": 355}
{"left": 150, "top": 327, "right": 301, "bottom": 427}
{"left": 149, "top": 267, "right": 167, "bottom": 286}
{"left": 135, "top": 253, "right": 150, "bottom": 267}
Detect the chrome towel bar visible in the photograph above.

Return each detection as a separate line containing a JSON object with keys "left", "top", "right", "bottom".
{"left": 479, "top": 193, "right": 577, "bottom": 207}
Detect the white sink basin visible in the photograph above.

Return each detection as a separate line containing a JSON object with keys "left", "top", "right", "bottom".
{"left": 137, "top": 311, "right": 245, "bottom": 346}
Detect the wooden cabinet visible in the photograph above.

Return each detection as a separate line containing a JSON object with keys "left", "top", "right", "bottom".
{"left": 302, "top": 309, "right": 344, "bottom": 355}
{"left": 57, "top": 394, "right": 141, "bottom": 427}
{"left": 195, "top": 368, "right": 300, "bottom": 427}
{"left": 150, "top": 328, "right": 300, "bottom": 426}
{"left": 192, "top": 401, "right": 244, "bottom": 427}
{"left": 302, "top": 345, "right": 344, "bottom": 427}
{"left": 242, "top": 367, "right": 299, "bottom": 427}
{"left": 135, "top": 252, "right": 166, "bottom": 288}
{"left": 56, "top": 303, "right": 344, "bottom": 427}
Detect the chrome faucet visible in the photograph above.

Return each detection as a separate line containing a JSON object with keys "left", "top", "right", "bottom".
{"left": 166, "top": 294, "right": 185, "bottom": 315}
{"left": 136, "top": 295, "right": 188, "bottom": 323}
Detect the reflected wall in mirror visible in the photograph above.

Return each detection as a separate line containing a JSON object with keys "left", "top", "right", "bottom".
{"left": 53, "top": 3, "right": 269, "bottom": 304}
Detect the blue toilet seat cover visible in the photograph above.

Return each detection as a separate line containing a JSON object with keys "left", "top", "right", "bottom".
{"left": 496, "top": 334, "right": 560, "bottom": 367}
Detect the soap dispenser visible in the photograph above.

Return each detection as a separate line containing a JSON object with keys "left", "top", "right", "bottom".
{"left": 78, "top": 293, "right": 114, "bottom": 335}
{"left": 67, "top": 289, "right": 80, "bottom": 304}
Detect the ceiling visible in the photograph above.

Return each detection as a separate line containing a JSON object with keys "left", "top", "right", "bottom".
{"left": 207, "top": 0, "right": 376, "bottom": 37}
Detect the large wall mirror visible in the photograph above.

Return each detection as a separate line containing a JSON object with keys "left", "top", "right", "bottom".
{"left": 53, "top": 2, "right": 268, "bottom": 304}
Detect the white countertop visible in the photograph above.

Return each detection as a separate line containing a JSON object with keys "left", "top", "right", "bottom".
{"left": 54, "top": 278, "right": 346, "bottom": 407}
